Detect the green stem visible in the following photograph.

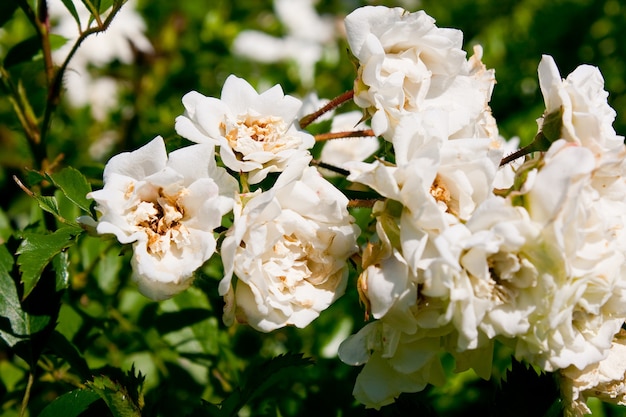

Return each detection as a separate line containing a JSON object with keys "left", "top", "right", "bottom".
{"left": 0, "top": 67, "right": 41, "bottom": 145}
{"left": 19, "top": 371, "right": 35, "bottom": 417}
{"left": 40, "top": 0, "right": 127, "bottom": 145}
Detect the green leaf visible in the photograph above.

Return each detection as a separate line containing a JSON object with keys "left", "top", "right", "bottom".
{"left": 48, "top": 34, "right": 69, "bottom": 53}
{"left": 59, "top": 0, "right": 82, "bottom": 28}
{"left": 0, "top": 244, "right": 21, "bottom": 347}
{"left": 53, "top": 250, "right": 70, "bottom": 292}
{"left": 3, "top": 35, "right": 41, "bottom": 68}
{"left": 33, "top": 194, "right": 62, "bottom": 218}
{"left": 0, "top": 244, "right": 51, "bottom": 349}
{"left": 493, "top": 358, "right": 560, "bottom": 417}
{"left": 155, "top": 308, "right": 213, "bottom": 335}
{"left": 37, "top": 389, "right": 101, "bottom": 417}
{"left": 99, "top": 0, "right": 115, "bottom": 14}
{"left": 0, "top": 2, "right": 19, "bottom": 28}
{"left": 46, "top": 331, "right": 91, "bottom": 379}
{"left": 16, "top": 226, "right": 82, "bottom": 299}
{"left": 216, "top": 353, "right": 314, "bottom": 417}
{"left": 87, "top": 367, "right": 144, "bottom": 417}
{"left": 0, "top": 241, "right": 13, "bottom": 273}
{"left": 159, "top": 288, "right": 219, "bottom": 355}
{"left": 47, "top": 167, "right": 93, "bottom": 213}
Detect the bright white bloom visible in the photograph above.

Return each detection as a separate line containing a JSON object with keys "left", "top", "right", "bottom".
{"left": 538, "top": 55, "right": 625, "bottom": 156}
{"left": 561, "top": 330, "right": 626, "bottom": 416}
{"left": 88, "top": 137, "right": 237, "bottom": 300}
{"left": 175, "top": 75, "right": 315, "bottom": 184}
{"left": 512, "top": 140, "right": 626, "bottom": 371}
{"left": 219, "top": 166, "right": 359, "bottom": 331}
{"left": 232, "top": 0, "right": 337, "bottom": 87}
{"left": 319, "top": 111, "right": 379, "bottom": 174}
{"left": 49, "top": 0, "right": 153, "bottom": 120}
{"left": 348, "top": 111, "right": 502, "bottom": 234}
{"left": 461, "top": 197, "right": 540, "bottom": 341}
{"left": 344, "top": 6, "right": 496, "bottom": 140}
{"left": 339, "top": 320, "right": 446, "bottom": 409}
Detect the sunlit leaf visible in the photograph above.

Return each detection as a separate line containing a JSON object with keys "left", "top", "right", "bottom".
{"left": 87, "top": 367, "right": 144, "bottom": 417}
{"left": 47, "top": 167, "right": 93, "bottom": 213}
{"left": 48, "top": 34, "right": 69, "bottom": 53}
{"left": 16, "top": 226, "right": 82, "bottom": 299}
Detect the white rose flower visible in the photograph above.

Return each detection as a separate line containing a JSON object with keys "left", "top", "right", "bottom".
{"left": 537, "top": 55, "right": 625, "bottom": 155}
{"left": 512, "top": 140, "right": 626, "bottom": 371}
{"left": 219, "top": 166, "right": 359, "bottom": 331}
{"left": 561, "top": 330, "right": 626, "bottom": 417}
{"left": 461, "top": 197, "right": 540, "bottom": 340}
{"left": 175, "top": 75, "right": 315, "bottom": 184}
{"left": 88, "top": 137, "right": 237, "bottom": 300}
{"left": 338, "top": 320, "right": 446, "bottom": 409}
{"left": 344, "top": 6, "right": 496, "bottom": 140}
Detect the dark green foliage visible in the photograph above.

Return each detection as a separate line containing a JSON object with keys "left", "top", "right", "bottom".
{"left": 493, "top": 358, "right": 561, "bottom": 417}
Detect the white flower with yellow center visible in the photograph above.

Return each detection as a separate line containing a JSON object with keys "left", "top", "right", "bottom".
{"left": 219, "top": 165, "right": 359, "bottom": 331}
{"left": 88, "top": 137, "right": 237, "bottom": 300}
{"left": 175, "top": 75, "right": 315, "bottom": 184}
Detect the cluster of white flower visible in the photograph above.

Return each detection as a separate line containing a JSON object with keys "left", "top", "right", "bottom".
{"left": 86, "top": 5, "right": 626, "bottom": 415}
{"left": 335, "top": 6, "right": 626, "bottom": 413}
{"left": 88, "top": 74, "right": 360, "bottom": 332}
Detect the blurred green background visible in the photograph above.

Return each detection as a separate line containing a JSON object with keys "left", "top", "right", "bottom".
{"left": 1, "top": 0, "right": 625, "bottom": 416}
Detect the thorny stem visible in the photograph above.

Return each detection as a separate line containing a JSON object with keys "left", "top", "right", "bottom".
{"left": 8, "top": 0, "right": 128, "bottom": 168}
{"left": 299, "top": 89, "right": 355, "bottom": 129}
{"left": 311, "top": 159, "right": 350, "bottom": 177}
{"left": 314, "top": 129, "right": 375, "bottom": 142}
{"left": 41, "top": 1, "right": 127, "bottom": 146}
{"left": 499, "top": 146, "right": 532, "bottom": 166}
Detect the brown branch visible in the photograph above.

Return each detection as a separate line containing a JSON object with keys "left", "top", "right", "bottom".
{"left": 348, "top": 199, "right": 378, "bottom": 208}
{"left": 299, "top": 90, "right": 355, "bottom": 129}
{"left": 314, "top": 129, "right": 376, "bottom": 142}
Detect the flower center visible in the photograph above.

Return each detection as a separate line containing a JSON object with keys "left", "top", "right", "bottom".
{"left": 487, "top": 252, "right": 537, "bottom": 303}
{"left": 129, "top": 186, "right": 190, "bottom": 256}
{"left": 225, "top": 115, "right": 287, "bottom": 152}
{"left": 266, "top": 233, "right": 333, "bottom": 307}
{"left": 430, "top": 175, "right": 453, "bottom": 214}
